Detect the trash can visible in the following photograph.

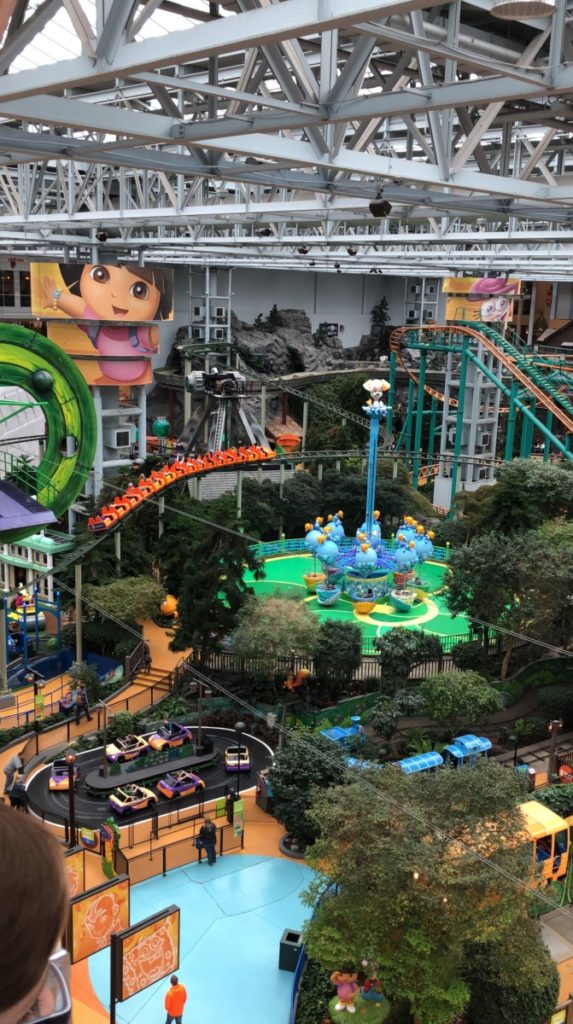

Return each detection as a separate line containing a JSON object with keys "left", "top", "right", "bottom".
{"left": 278, "top": 929, "right": 302, "bottom": 972}
{"left": 515, "top": 761, "right": 536, "bottom": 793}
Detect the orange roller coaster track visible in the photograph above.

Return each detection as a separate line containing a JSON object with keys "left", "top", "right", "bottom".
{"left": 88, "top": 445, "right": 275, "bottom": 533}
{"left": 390, "top": 324, "right": 573, "bottom": 435}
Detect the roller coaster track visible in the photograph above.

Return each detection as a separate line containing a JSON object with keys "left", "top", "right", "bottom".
{"left": 45, "top": 441, "right": 509, "bottom": 578}
{"left": 390, "top": 324, "right": 573, "bottom": 436}
{"left": 241, "top": 365, "right": 395, "bottom": 449}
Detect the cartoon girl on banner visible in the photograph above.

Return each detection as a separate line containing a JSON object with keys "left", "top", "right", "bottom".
{"left": 38, "top": 264, "right": 173, "bottom": 384}
{"left": 468, "top": 278, "right": 520, "bottom": 322}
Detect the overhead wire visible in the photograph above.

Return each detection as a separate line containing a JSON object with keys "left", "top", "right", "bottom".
{"left": 50, "top": 569, "right": 573, "bottom": 921}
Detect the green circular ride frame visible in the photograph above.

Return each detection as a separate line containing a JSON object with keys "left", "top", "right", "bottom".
{"left": 0, "top": 323, "right": 97, "bottom": 540}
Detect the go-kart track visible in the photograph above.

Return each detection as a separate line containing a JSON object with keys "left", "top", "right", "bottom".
{"left": 26, "top": 728, "right": 272, "bottom": 830}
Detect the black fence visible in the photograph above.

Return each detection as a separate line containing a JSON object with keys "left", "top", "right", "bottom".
{"left": 190, "top": 626, "right": 523, "bottom": 684}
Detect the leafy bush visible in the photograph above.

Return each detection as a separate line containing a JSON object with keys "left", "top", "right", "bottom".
{"left": 534, "top": 785, "right": 573, "bottom": 819}
{"left": 451, "top": 641, "right": 492, "bottom": 675}
{"left": 313, "top": 621, "right": 362, "bottom": 697}
{"left": 103, "top": 711, "right": 143, "bottom": 745}
{"left": 465, "top": 926, "right": 558, "bottom": 1024}
{"left": 536, "top": 686, "right": 573, "bottom": 726}
{"left": 295, "top": 958, "right": 332, "bottom": 1024}
{"left": 270, "top": 731, "right": 348, "bottom": 846}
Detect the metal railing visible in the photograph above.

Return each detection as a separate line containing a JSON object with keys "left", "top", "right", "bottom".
{"left": 115, "top": 821, "right": 243, "bottom": 884}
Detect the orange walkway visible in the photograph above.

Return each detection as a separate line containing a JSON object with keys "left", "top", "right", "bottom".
{"left": 0, "top": 621, "right": 187, "bottom": 785}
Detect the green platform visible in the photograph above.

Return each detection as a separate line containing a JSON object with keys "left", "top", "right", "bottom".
{"left": 243, "top": 555, "right": 470, "bottom": 651}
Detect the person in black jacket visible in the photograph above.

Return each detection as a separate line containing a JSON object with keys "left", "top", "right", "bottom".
{"left": 8, "top": 771, "right": 26, "bottom": 812}
{"left": 198, "top": 817, "right": 217, "bottom": 865}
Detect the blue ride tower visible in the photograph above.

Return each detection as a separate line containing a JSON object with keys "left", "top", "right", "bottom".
{"left": 304, "top": 378, "right": 435, "bottom": 610}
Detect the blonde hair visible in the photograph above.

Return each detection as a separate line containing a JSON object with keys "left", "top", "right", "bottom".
{"left": 0, "top": 805, "right": 67, "bottom": 1012}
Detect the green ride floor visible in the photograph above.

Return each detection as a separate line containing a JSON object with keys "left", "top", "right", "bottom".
{"left": 243, "top": 554, "right": 470, "bottom": 650}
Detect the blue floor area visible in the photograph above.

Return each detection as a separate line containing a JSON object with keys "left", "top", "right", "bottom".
{"left": 89, "top": 855, "right": 314, "bottom": 1024}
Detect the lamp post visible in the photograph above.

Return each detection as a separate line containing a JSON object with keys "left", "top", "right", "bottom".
{"left": 547, "top": 719, "right": 563, "bottom": 784}
{"left": 234, "top": 721, "right": 246, "bottom": 799}
{"left": 66, "top": 753, "right": 77, "bottom": 848}
{"left": 97, "top": 701, "right": 109, "bottom": 777}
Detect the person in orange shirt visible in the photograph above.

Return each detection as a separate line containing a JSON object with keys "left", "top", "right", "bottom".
{"left": 165, "top": 975, "right": 187, "bottom": 1024}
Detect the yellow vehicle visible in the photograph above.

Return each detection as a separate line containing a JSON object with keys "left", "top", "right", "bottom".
{"left": 519, "top": 801, "right": 570, "bottom": 881}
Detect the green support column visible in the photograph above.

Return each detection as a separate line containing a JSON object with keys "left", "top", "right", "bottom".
{"left": 412, "top": 352, "right": 426, "bottom": 488}
{"left": 519, "top": 397, "right": 536, "bottom": 458}
{"left": 387, "top": 350, "right": 397, "bottom": 434}
{"left": 449, "top": 341, "right": 469, "bottom": 511}
{"left": 504, "top": 381, "right": 519, "bottom": 462}
{"left": 427, "top": 396, "right": 438, "bottom": 458}
{"left": 404, "top": 380, "right": 415, "bottom": 472}
{"left": 544, "top": 412, "right": 553, "bottom": 461}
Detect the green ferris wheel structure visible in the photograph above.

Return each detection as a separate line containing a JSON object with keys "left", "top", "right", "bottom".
{"left": 0, "top": 324, "right": 97, "bottom": 543}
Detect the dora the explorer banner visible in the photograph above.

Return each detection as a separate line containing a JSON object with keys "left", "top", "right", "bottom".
{"left": 30, "top": 262, "right": 173, "bottom": 386}
{"left": 442, "top": 277, "right": 521, "bottom": 323}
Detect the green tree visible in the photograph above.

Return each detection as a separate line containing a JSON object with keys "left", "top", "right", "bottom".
{"left": 281, "top": 474, "right": 322, "bottom": 537}
{"left": 241, "top": 478, "right": 282, "bottom": 539}
{"left": 303, "top": 761, "right": 533, "bottom": 1024}
{"left": 155, "top": 492, "right": 229, "bottom": 596}
{"left": 370, "top": 296, "right": 392, "bottom": 355}
{"left": 269, "top": 730, "right": 349, "bottom": 846}
{"left": 169, "top": 507, "right": 263, "bottom": 655}
{"left": 313, "top": 621, "right": 363, "bottom": 696}
{"left": 465, "top": 923, "right": 558, "bottom": 1024}
{"left": 447, "top": 530, "right": 573, "bottom": 675}
{"left": 370, "top": 688, "right": 425, "bottom": 741}
{"left": 420, "top": 670, "right": 502, "bottom": 738}
{"left": 232, "top": 594, "right": 319, "bottom": 663}
{"left": 444, "top": 462, "right": 573, "bottom": 539}
{"left": 375, "top": 630, "right": 443, "bottom": 694}
{"left": 83, "top": 576, "right": 164, "bottom": 625}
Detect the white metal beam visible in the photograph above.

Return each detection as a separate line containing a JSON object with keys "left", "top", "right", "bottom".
{"left": 0, "top": 0, "right": 443, "bottom": 102}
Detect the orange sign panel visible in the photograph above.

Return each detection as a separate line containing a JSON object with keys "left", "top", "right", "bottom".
{"left": 64, "top": 847, "right": 85, "bottom": 898}
{"left": 68, "top": 875, "right": 130, "bottom": 963}
{"left": 116, "top": 906, "right": 180, "bottom": 1001}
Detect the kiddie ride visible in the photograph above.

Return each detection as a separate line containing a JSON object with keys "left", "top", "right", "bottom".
{"left": 87, "top": 444, "right": 275, "bottom": 531}
{"left": 304, "top": 380, "right": 435, "bottom": 615}
{"left": 79, "top": 722, "right": 220, "bottom": 816}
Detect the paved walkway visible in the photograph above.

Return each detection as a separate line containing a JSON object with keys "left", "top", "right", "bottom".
{"left": 70, "top": 795, "right": 294, "bottom": 1024}
{"left": 0, "top": 620, "right": 188, "bottom": 783}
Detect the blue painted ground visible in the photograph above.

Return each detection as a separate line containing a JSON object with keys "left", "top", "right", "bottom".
{"left": 89, "top": 855, "right": 314, "bottom": 1024}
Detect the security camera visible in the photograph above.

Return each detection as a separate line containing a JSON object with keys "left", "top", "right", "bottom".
{"left": 96, "top": 230, "right": 109, "bottom": 242}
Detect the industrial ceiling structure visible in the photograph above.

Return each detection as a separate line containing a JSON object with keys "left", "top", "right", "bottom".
{"left": 0, "top": 0, "right": 572, "bottom": 277}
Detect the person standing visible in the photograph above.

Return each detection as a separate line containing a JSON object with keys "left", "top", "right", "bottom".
{"left": 75, "top": 685, "right": 93, "bottom": 725}
{"left": 3, "top": 751, "right": 23, "bottom": 795}
{"left": 8, "top": 771, "right": 26, "bottom": 812}
{"left": 164, "top": 974, "right": 187, "bottom": 1024}
{"left": 198, "top": 816, "right": 217, "bottom": 865}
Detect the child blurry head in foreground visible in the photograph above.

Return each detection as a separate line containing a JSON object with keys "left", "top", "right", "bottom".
{"left": 0, "top": 804, "right": 68, "bottom": 1024}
